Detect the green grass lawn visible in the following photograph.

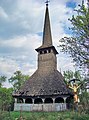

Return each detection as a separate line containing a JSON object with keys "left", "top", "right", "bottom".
{"left": 0, "top": 111, "right": 89, "bottom": 120}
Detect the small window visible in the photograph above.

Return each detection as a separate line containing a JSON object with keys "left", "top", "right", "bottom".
{"left": 48, "top": 49, "right": 51, "bottom": 53}
{"left": 40, "top": 51, "right": 43, "bottom": 54}
{"left": 44, "top": 50, "right": 47, "bottom": 54}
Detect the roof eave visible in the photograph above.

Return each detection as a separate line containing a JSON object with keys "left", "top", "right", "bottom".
{"left": 35, "top": 46, "right": 58, "bottom": 54}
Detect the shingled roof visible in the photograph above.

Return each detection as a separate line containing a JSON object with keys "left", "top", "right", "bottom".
{"left": 13, "top": 69, "right": 72, "bottom": 97}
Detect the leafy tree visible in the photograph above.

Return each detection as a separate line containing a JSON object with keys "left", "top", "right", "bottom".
{"left": 63, "top": 70, "right": 82, "bottom": 83}
{"left": 8, "top": 71, "right": 29, "bottom": 90}
{"left": 63, "top": 70, "right": 73, "bottom": 84}
{"left": 0, "top": 76, "right": 6, "bottom": 87}
{"left": 59, "top": 1, "right": 89, "bottom": 71}
{"left": 0, "top": 87, "right": 13, "bottom": 111}
{"left": 79, "top": 91, "right": 89, "bottom": 114}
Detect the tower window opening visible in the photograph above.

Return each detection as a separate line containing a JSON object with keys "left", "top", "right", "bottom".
{"left": 44, "top": 50, "right": 47, "bottom": 54}
{"left": 48, "top": 49, "right": 51, "bottom": 53}
{"left": 40, "top": 51, "right": 42, "bottom": 54}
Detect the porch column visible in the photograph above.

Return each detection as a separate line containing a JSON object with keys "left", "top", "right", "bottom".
{"left": 63, "top": 97, "right": 67, "bottom": 110}
{"left": 15, "top": 98, "right": 17, "bottom": 103}
{"left": 63, "top": 97, "right": 67, "bottom": 103}
{"left": 23, "top": 99, "right": 25, "bottom": 103}
{"left": 53, "top": 98, "right": 55, "bottom": 103}
{"left": 42, "top": 99, "right": 45, "bottom": 103}
{"left": 32, "top": 99, "right": 34, "bottom": 104}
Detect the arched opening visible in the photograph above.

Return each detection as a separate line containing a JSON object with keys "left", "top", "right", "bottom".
{"left": 44, "top": 50, "right": 47, "bottom": 54}
{"left": 44, "top": 98, "right": 53, "bottom": 103}
{"left": 40, "top": 51, "right": 42, "bottom": 54}
{"left": 55, "top": 97, "right": 64, "bottom": 103}
{"left": 34, "top": 98, "right": 43, "bottom": 104}
{"left": 25, "top": 98, "right": 33, "bottom": 104}
{"left": 17, "top": 98, "right": 23, "bottom": 103}
{"left": 48, "top": 49, "right": 51, "bottom": 53}
{"left": 66, "top": 96, "right": 73, "bottom": 109}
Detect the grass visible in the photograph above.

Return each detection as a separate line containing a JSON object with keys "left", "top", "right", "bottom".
{"left": 0, "top": 111, "right": 89, "bottom": 120}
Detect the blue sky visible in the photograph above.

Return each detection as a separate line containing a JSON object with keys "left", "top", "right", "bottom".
{"left": 66, "top": 1, "right": 76, "bottom": 8}
{"left": 0, "top": 0, "right": 86, "bottom": 87}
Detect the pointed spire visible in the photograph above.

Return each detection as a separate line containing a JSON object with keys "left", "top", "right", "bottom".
{"left": 42, "top": 1, "right": 52, "bottom": 46}
{"left": 36, "top": 1, "right": 58, "bottom": 54}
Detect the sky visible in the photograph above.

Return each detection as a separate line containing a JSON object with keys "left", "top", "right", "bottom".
{"left": 0, "top": 0, "right": 88, "bottom": 87}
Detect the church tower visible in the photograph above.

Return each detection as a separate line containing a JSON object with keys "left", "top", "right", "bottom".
{"left": 13, "top": 2, "right": 73, "bottom": 112}
{"left": 36, "top": 3, "right": 58, "bottom": 71}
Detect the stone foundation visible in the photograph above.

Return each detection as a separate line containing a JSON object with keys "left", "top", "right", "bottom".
{"left": 14, "top": 103, "right": 66, "bottom": 111}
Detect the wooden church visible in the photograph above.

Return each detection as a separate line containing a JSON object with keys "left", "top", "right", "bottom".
{"left": 13, "top": 2, "right": 73, "bottom": 111}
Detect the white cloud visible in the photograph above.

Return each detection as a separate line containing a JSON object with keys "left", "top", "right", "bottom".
{"left": 0, "top": 56, "right": 36, "bottom": 76}
{"left": 0, "top": 34, "right": 41, "bottom": 50}
{"left": 0, "top": 57, "right": 19, "bottom": 77}
{"left": 57, "top": 53, "right": 75, "bottom": 73}
{"left": 0, "top": 6, "right": 8, "bottom": 19}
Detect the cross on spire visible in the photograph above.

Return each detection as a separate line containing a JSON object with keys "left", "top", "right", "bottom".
{"left": 45, "top": 0, "right": 50, "bottom": 6}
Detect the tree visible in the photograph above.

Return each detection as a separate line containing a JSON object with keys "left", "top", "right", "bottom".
{"left": 0, "top": 76, "right": 6, "bottom": 87}
{"left": 59, "top": 1, "right": 89, "bottom": 72}
{"left": 63, "top": 70, "right": 73, "bottom": 84}
{"left": 8, "top": 71, "right": 29, "bottom": 91}
{"left": 0, "top": 87, "right": 13, "bottom": 111}
{"left": 79, "top": 91, "right": 89, "bottom": 114}
{"left": 63, "top": 70, "right": 82, "bottom": 83}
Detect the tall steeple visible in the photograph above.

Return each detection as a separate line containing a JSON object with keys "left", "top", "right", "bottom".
{"left": 42, "top": 2, "right": 52, "bottom": 47}
{"left": 36, "top": 2, "right": 58, "bottom": 54}
{"left": 36, "top": 2, "right": 58, "bottom": 71}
